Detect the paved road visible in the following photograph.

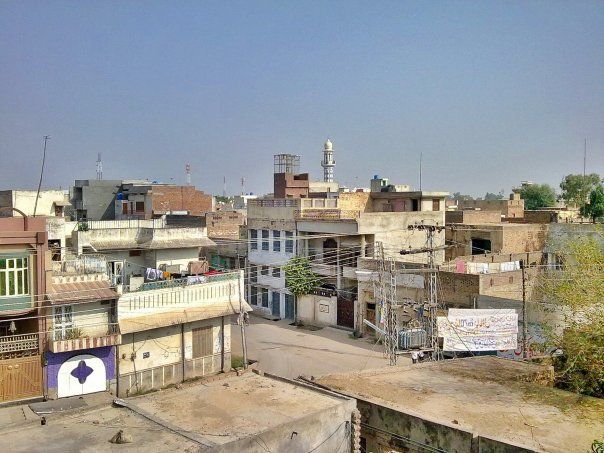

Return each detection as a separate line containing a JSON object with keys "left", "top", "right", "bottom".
{"left": 231, "top": 316, "right": 408, "bottom": 378}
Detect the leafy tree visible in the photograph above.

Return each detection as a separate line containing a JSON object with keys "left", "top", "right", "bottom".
{"left": 580, "top": 185, "right": 604, "bottom": 223}
{"left": 451, "top": 192, "right": 473, "bottom": 201}
{"left": 559, "top": 173, "right": 601, "bottom": 209}
{"left": 540, "top": 234, "right": 604, "bottom": 397}
{"left": 484, "top": 191, "right": 504, "bottom": 201}
{"left": 284, "top": 256, "right": 321, "bottom": 296}
{"left": 518, "top": 184, "right": 557, "bottom": 210}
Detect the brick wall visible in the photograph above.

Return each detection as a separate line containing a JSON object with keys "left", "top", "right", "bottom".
{"left": 446, "top": 210, "right": 502, "bottom": 224}
{"left": 206, "top": 211, "right": 245, "bottom": 239}
{"left": 274, "top": 173, "right": 310, "bottom": 198}
{"left": 150, "top": 186, "right": 213, "bottom": 216}
{"left": 338, "top": 192, "right": 372, "bottom": 212}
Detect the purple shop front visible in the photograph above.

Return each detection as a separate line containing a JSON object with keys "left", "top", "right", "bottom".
{"left": 46, "top": 346, "right": 116, "bottom": 399}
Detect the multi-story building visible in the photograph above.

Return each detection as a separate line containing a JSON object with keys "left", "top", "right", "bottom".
{"left": 44, "top": 255, "right": 120, "bottom": 398}
{"left": 0, "top": 215, "right": 49, "bottom": 404}
{"left": 66, "top": 217, "right": 247, "bottom": 396}
{"left": 247, "top": 178, "right": 449, "bottom": 329}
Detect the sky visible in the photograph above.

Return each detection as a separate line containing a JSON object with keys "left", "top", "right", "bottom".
{"left": 1, "top": 1, "right": 603, "bottom": 197}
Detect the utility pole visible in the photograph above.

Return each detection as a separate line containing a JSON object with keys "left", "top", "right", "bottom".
{"left": 583, "top": 138, "right": 587, "bottom": 177}
{"left": 236, "top": 260, "right": 248, "bottom": 368}
{"left": 376, "top": 242, "right": 398, "bottom": 365}
{"left": 521, "top": 260, "right": 528, "bottom": 359}
{"left": 419, "top": 152, "right": 423, "bottom": 191}
{"left": 401, "top": 224, "right": 446, "bottom": 361}
{"left": 33, "top": 135, "right": 50, "bottom": 217}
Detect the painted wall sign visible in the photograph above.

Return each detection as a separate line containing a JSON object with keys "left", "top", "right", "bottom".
{"left": 438, "top": 309, "right": 518, "bottom": 352}
{"left": 142, "top": 352, "right": 150, "bottom": 359}
{"left": 319, "top": 304, "right": 329, "bottom": 313}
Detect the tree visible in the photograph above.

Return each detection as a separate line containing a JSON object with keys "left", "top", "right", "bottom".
{"left": 581, "top": 185, "right": 604, "bottom": 223}
{"left": 484, "top": 191, "right": 504, "bottom": 201}
{"left": 539, "top": 233, "right": 604, "bottom": 397}
{"left": 518, "top": 184, "right": 557, "bottom": 210}
{"left": 284, "top": 257, "right": 321, "bottom": 296}
{"left": 560, "top": 173, "right": 601, "bottom": 209}
{"left": 451, "top": 192, "right": 473, "bottom": 201}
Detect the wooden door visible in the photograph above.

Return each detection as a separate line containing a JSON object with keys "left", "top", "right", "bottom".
{"left": 0, "top": 356, "right": 42, "bottom": 403}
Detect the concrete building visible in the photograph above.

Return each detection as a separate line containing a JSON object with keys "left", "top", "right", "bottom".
{"left": 115, "top": 182, "right": 213, "bottom": 220}
{"left": 315, "top": 356, "right": 604, "bottom": 453}
{"left": 0, "top": 216, "right": 49, "bottom": 404}
{"left": 66, "top": 217, "right": 248, "bottom": 396}
{"left": 44, "top": 255, "right": 120, "bottom": 399}
{"left": 247, "top": 181, "right": 449, "bottom": 328}
{"left": 446, "top": 222, "right": 547, "bottom": 261}
{"left": 0, "top": 371, "right": 357, "bottom": 453}
{"left": 457, "top": 192, "right": 525, "bottom": 219}
{"left": 0, "top": 189, "right": 70, "bottom": 218}
{"left": 70, "top": 179, "right": 122, "bottom": 221}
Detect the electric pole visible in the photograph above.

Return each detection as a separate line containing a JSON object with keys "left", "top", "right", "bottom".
{"left": 401, "top": 224, "right": 446, "bottom": 361}
{"left": 521, "top": 259, "right": 528, "bottom": 359}
{"left": 33, "top": 135, "right": 50, "bottom": 217}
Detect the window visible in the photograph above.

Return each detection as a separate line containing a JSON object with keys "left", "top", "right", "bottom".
{"left": 250, "top": 266, "right": 258, "bottom": 283}
{"left": 250, "top": 286, "right": 258, "bottom": 305}
{"left": 261, "top": 266, "right": 269, "bottom": 276}
{"left": 261, "top": 288, "right": 269, "bottom": 308}
{"left": 53, "top": 305, "right": 73, "bottom": 341}
{"left": 122, "top": 202, "right": 129, "bottom": 214}
{"left": 262, "top": 230, "right": 269, "bottom": 251}
{"left": 135, "top": 201, "right": 145, "bottom": 213}
{"left": 192, "top": 326, "right": 213, "bottom": 358}
{"left": 0, "top": 257, "right": 29, "bottom": 297}
{"left": 432, "top": 199, "right": 441, "bottom": 211}
{"left": 285, "top": 231, "right": 294, "bottom": 253}
{"left": 250, "top": 230, "right": 258, "bottom": 250}
{"left": 272, "top": 267, "right": 281, "bottom": 278}
{"left": 273, "top": 230, "right": 281, "bottom": 252}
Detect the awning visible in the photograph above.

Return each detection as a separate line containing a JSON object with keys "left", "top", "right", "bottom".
{"left": 48, "top": 279, "right": 118, "bottom": 305}
{"left": 119, "top": 299, "right": 252, "bottom": 334}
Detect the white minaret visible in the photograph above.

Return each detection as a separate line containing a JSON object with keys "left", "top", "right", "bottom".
{"left": 321, "top": 138, "right": 336, "bottom": 182}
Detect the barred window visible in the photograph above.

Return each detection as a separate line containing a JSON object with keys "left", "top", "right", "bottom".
{"left": 262, "top": 230, "right": 269, "bottom": 251}
{"left": 285, "top": 232, "right": 294, "bottom": 253}
{"left": 273, "top": 230, "right": 281, "bottom": 252}
{"left": 250, "top": 230, "right": 258, "bottom": 250}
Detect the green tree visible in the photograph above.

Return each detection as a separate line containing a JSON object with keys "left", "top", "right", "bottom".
{"left": 484, "top": 191, "right": 504, "bottom": 201}
{"left": 451, "top": 192, "right": 473, "bottom": 201}
{"left": 560, "top": 173, "right": 601, "bottom": 209}
{"left": 518, "top": 184, "right": 557, "bottom": 210}
{"left": 581, "top": 185, "right": 604, "bottom": 223}
{"left": 540, "top": 234, "right": 604, "bottom": 397}
{"left": 284, "top": 256, "right": 321, "bottom": 296}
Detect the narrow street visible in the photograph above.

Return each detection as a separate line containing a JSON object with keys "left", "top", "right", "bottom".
{"left": 231, "top": 316, "right": 408, "bottom": 379}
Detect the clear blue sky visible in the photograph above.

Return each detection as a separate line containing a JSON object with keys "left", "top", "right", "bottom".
{"left": 1, "top": 1, "right": 603, "bottom": 197}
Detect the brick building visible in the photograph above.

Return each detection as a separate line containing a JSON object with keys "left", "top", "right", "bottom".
{"left": 457, "top": 193, "right": 524, "bottom": 219}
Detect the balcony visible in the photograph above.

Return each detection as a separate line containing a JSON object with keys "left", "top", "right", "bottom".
{"left": 48, "top": 325, "right": 121, "bottom": 353}
{"left": 0, "top": 333, "right": 39, "bottom": 358}
{"left": 295, "top": 209, "right": 360, "bottom": 221}
{"left": 51, "top": 255, "right": 108, "bottom": 276}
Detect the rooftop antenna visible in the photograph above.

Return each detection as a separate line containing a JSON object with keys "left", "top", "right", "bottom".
{"left": 583, "top": 139, "right": 587, "bottom": 177}
{"left": 419, "top": 152, "right": 423, "bottom": 191}
{"left": 185, "top": 163, "right": 191, "bottom": 186}
{"left": 96, "top": 153, "right": 103, "bottom": 180}
{"left": 240, "top": 177, "right": 245, "bottom": 195}
{"left": 223, "top": 176, "right": 227, "bottom": 197}
{"left": 33, "top": 135, "right": 50, "bottom": 217}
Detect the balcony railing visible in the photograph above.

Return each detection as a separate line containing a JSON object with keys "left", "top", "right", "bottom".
{"left": 124, "top": 271, "right": 238, "bottom": 293}
{"left": 0, "top": 333, "right": 38, "bottom": 354}
{"left": 51, "top": 255, "right": 108, "bottom": 275}
{"left": 52, "top": 323, "right": 119, "bottom": 341}
{"left": 49, "top": 325, "right": 121, "bottom": 353}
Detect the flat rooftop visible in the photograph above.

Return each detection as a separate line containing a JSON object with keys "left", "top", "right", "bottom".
{"left": 1, "top": 372, "right": 349, "bottom": 452}
{"left": 317, "top": 356, "right": 604, "bottom": 453}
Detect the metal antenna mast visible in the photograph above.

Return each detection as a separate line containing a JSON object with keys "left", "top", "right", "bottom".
{"left": 96, "top": 153, "right": 103, "bottom": 180}
{"left": 33, "top": 135, "right": 50, "bottom": 217}
{"left": 223, "top": 176, "right": 227, "bottom": 197}
{"left": 376, "top": 242, "right": 398, "bottom": 365}
{"left": 185, "top": 163, "right": 191, "bottom": 186}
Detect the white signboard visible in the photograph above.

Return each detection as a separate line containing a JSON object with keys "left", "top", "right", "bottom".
{"left": 437, "top": 309, "right": 518, "bottom": 352}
